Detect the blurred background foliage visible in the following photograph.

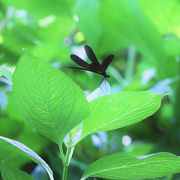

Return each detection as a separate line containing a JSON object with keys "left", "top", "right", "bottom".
{"left": 0, "top": 0, "right": 180, "bottom": 179}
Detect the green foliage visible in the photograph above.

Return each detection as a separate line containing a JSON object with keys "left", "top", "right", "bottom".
{"left": 0, "top": 0, "right": 180, "bottom": 179}
{"left": 82, "top": 152, "right": 180, "bottom": 180}
{"left": 6, "top": 51, "right": 170, "bottom": 180}
{"left": 75, "top": 0, "right": 179, "bottom": 79}
{"left": 81, "top": 91, "right": 163, "bottom": 142}
{"left": 1, "top": 161, "right": 34, "bottom": 180}
{"left": 13, "top": 52, "right": 89, "bottom": 144}
{"left": 0, "top": 136, "right": 53, "bottom": 180}
{"left": 138, "top": 0, "right": 180, "bottom": 36}
{"left": 76, "top": 0, "right": 165, "bottom": 65}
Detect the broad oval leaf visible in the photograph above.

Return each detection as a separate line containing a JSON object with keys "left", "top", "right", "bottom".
{"left": 82, "top": 91, "right": 163, "bottom": 140}
{"left": 0, "top": 136, "right": 53, "bottom": 180}
{"left": 82, "top": 152, "right": 180, "bottom": 180}
{"left": 13, "top": 52, "right": 89, "bottom": 144}
{"left": 1, "top": 161, "right": 34, "bottom": 180}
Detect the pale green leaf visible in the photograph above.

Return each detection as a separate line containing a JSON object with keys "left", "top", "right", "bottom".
{"left": 13, "top": 52, "right": 89, "bottom": 144}
{"left": 82, "top": 91, "right": 163, "bottom": 141}
{"left": 0, "top": 136, "right": 53, "bottom": 180}
{"left": 1, "top": 161, "right": 34, "bottom": 180}
{"left": 82, "top": 152, "right": 180, "bottom": 180}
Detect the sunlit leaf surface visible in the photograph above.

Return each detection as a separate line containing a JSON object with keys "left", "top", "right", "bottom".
{"left": 81, "top": 91, "right": 163, "bottom": 141}
{"left": 82, "top": 152, "right": 180, "bottom": 180}
{"left": 13, "top": 52, "right": 89, "bottom": 144}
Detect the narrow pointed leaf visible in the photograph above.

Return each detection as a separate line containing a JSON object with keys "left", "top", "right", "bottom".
{"left": 82, "top": 91, "right": 163, "bottom": 141}
{"left": 13, "top": 52, "right": 89, "bottom": 144}
{"left": 82, "top": 152, "right": 180, "bottom": 180}
{"left": 0, "top": 136, "right": 53, "bottom": 180}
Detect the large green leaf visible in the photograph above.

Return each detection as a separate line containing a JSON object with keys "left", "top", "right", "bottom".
{"left": 82, "top": 152, "right": 180, "bottom": 180}
{"left": 0, "top": 136, "right": 53, "bottom": 180}
{"left": 82, "top": 91, "right": 163, "bottom": 141}
{"left": 13, "top": 52, "right": 89, "bottom": 144}
{"left": 1, "top": 161, "right": 34, "bottom": 180}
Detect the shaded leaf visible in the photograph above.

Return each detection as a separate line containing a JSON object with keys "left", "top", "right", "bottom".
{"left": 1, "top": 161, "right": 34, "bottom": 180}
{"left": 0, "top": 136, "right": 53, "bottom": 180}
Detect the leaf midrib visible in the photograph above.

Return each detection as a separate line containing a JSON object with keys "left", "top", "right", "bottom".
{"left": 84, "top": 159, "right": 177, "bottom": 178}
{"left": 85, "top": 96, "right": 159, "bottom": 134}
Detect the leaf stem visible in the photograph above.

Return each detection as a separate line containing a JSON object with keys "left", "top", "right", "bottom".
{"left": 61, "top": 134, "right": 74, "bottom": 180}
{"left": 62, "top": 163, "right": 68, "bottom": 180}
{"left": 125, "top": 45, "right": 136, "bottom": 84}
{"left": 59, "top": 144, "right": 65, "bottom": 166}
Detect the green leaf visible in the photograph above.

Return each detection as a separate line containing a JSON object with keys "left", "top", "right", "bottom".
{"left": 0, "top": 136, "right": 53, "bottom": 180}
{"left": 82, "top": 91, "right": 163, "bottom": 141}
{"left": 0, "top": 66, "right": 13, "bottom": 81}
{"left": 13, "top": 52, "right": 89, "bottom": 144}
{"left": 82, "top": 152, "right": 180, "bottom": 180}
{"left": 1, "top": 161, "right": 34, "bottom": 180}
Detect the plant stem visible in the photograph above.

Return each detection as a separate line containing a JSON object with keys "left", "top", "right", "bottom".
{"left": 59, "top": 144, "right": 65, "bottom": 166}
{"left": 61, "top": 134, "right": 74, "bottom": 180}
{"left": 62, "top": 163, "right": 68, "bottom": 180}
{"left": 125, "top": 45, "right": 136, "bottom": 84}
